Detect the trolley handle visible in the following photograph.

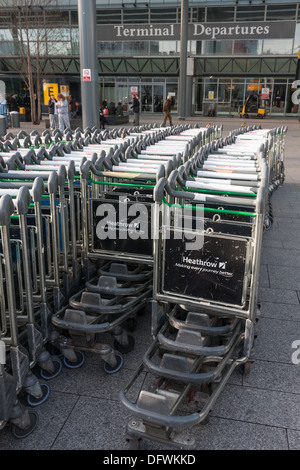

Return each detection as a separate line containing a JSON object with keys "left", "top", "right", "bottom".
{"left": 67, "top": 160, "right": 75, "bottom": 182}
{"left": 24, "top": 148, "right": 41, "bottom": 164}
{"left": 57, "top": 164, "right": 66, "bottom": 187}
{"left": 47, "top": 170, "right": 58, "bottom": 194}
{"left": 15, "top": 186, "right": 31, "bottom": 215}
{"left": 0, "top": 155, "right": 6, "bottom": 171}
{"left": 5, "top": 152, "right": 25, "bottom": 171}
{"left": 0, "top": 194, "right": 15, "bottom": 225}
{"left": 32, "top": 176, "right": 45, "bottom": 203}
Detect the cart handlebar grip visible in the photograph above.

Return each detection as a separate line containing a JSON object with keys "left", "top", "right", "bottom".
{"left": 156, "top": 164, "right": 165, "bottom": 181}
{"left": 0, "top": 194, "right": 15, "bottom": 225}
{"left": 36, "top": 147, "right": 49, "bottom": 162}
{"left": 6, "top": 152, "right": 24, "bottom": 171}
{"left": 24, "top": 148, "right": 40, "bottom": 164}
{"left": 0, "top": 155, "right": 5, "bottom": 171}
{"left": 16, "top": 186, "right": 31, "bottom": 215}
{"left": 94, "top": 155, "right": 106, "bottom": 171}
{"left": 32, "top": 176, "right": 45, "bottom": 203}
{"left": 57, "top": 164, "right": 66, "bottom": 187}
{"left": 47, "top": 171, "right": 58, "bottom": 193}
{"left": 67, "top": 160, "right": 75, "bottom": 181}
{"left": 80, "top": 159, "right": 91, "bottom": 179}
{"left": 153, "top": 177, "right": 168, "bottom": 202}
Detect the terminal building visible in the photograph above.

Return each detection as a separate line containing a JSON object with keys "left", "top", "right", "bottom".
{"left": 0, "top": 0, "right": 300, "bottom": 118}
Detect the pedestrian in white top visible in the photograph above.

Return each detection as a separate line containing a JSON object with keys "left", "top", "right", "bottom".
{"left": 56, "top": 93, "right": 70, "bottom": 132}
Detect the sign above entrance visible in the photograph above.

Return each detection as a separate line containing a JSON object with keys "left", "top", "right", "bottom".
{"left": 97, "top": 21, "right": 295, "bottom": 41}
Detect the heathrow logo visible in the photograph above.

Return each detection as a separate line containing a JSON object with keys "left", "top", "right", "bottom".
{"left": 94, "top": 199, "right": 205, "bottom": 250}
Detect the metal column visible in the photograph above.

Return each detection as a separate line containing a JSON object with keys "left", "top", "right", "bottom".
{"left": 178, "top": 0, "right": 188, "bottom": 120}
{"left": 78, "top": 0, "right": 100, "bottom": 129}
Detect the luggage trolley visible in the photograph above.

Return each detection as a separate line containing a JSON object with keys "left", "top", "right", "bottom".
{"left": 49, "top": 126, "right": 199, "bottom": 373}
{"left": 0, "top": 185, "right": 66, "bottom": 438}
{"left": 120, "top": 130, "right": 269, "bottom": 449}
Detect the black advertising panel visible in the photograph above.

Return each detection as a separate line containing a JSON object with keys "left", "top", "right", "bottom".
{"left": 91, "top": 198, "right": 153, "bottom": 257}
{"left": 162, "top": 229, "right": 249, "bottom": 306}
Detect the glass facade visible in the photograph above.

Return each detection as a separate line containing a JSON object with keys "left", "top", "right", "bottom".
{"left": 0, "top": 1, "right": 299, "bottom": 116}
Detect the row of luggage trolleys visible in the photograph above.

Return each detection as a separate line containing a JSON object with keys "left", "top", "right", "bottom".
{"left": 0, "top": 122, "right": 216, "bottom": 437}
{"left": 120, "top": 124, "right": 287, "bottom": 449}
{"left": 0, "top": 122, "right": 286, "bottom": 444}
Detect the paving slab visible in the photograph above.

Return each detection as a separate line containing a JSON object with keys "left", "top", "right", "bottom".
{"left": 210, "top": 384, "right": 300, "bottom": 431}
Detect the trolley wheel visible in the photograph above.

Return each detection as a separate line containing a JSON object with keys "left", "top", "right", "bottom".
{"left": 10, "top": 409, "right": 39, "bottom": 439}
{"left": 27, "top": 383, "right": 50, "bottom": 407}
{"left": 114, "top": 335, "right": 135, "bottom": 354}
{"left": 40, "top": 358, "right": 62, "bottom": 380}
{"left": 104, "top": 353, "right": 124, "bottom": 374}
{"left": 63, "top": 350, "right": 85, "bottom": 369}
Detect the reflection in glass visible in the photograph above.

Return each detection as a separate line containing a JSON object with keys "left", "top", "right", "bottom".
{"left": 263, "top": 39, "right": 293, "bottom": 55}
{"left": 150, "top": 41, "right": 179, "bottom": 56}
{"left": 236, "top": 5, "right": 266, "bottom": 22}
{"left": 202, "top": 40, "right": 233, "bottom": 55}
{"left": 98, "top": 41, "right": 122, "bottom": 56}
{"left": 293, "top": 23, "right": 300, "bottom": 53}
{"left": 234, "top": 40, "right": 262, "bottom": 55}
{"left": 207, "top": 7, "right": 234, "bottom": 22}
{"left": 123, "top": 41, "right": 149, "bottom": 55}
{"left": 47, "top": 41, "right": 72, "bottom": 56}
{"left": 266, "top": 4, "right": 296, "bottom": 21}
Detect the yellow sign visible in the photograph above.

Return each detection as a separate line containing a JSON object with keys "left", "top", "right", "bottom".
{"left": 60, "top": 85, "right": 69, "bottom": 96}
{"left": 43, "top": 83, "right": 59, "bottom": 105}
{"left": 208, "top": 91, "right": 214, "bottom": 99}
{"left": 247, "top": 84, "right": 262, "bottom": 92}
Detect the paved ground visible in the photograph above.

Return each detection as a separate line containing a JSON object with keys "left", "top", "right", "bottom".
{"left": 0, "top": 114, "right": 299, "bottom": 452}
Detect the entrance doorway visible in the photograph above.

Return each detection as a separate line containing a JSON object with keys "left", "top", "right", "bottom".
{"left": 116, "top": 82, "right": 165, "bottom": 113}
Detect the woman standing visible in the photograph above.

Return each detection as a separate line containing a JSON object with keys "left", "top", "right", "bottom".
{"left": 56, "top": 93, "right": 71, "bottom": 132}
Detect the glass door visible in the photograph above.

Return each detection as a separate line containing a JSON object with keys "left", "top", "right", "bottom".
{"left": 153, "top": 84, "right": 164, "bottom": 112}
{"left": 116, "top": 84, "right": 129, "bottom": 113}
{"left": 116, "top": 82, "right": 166, "bottom": 113}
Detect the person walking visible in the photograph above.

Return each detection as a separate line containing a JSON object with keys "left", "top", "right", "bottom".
{"left": 162, "top": 95, "right": 173, "bottom": 127}
{"left": 99, "top": 105, "right": 108, "bottom": 129}
{"left": 48, "top": 94, "right": 58, "bottom": 130}
{"left": 56, "top": 93, "right": 70, "bottom": 132}
{"left": 68, "top": 95, "right": 77, "bottom": 118}
{"left": 116, "top": 101, "right": 123, "bottom": 116}
{"left": 131, "top": 94, "right": 140, "bottom": 125}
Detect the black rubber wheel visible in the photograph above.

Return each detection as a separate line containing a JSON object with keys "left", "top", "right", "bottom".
{"left": 40, "top": 358, "right": 62, "bottom": 380}
{"left": 104, "top": 352, "right": 123, "bottom": 374}
{"left": 10, "top": 409, "right": 39, "bottom": 439}
{"left": 27, "top": 383, "right": 50, "bottom": 407}
{"left": 63, "top": 350, "right": 85, "bottom": 369}
{"left": 114, "top": 334, "right": 135, "bottom": 354}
